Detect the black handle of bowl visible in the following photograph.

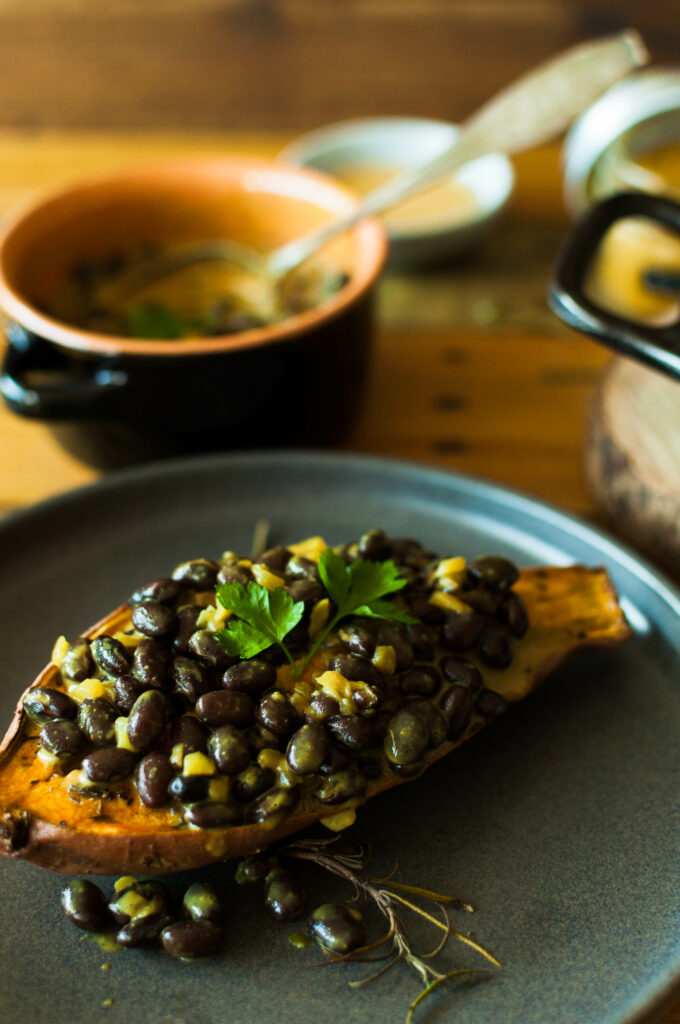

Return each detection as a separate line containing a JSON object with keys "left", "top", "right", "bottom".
{"left": 548, "top": 191, "right": 680, "bottom": 382}
{"left": 0, "top": 323, "right": 130, "bottom": 420}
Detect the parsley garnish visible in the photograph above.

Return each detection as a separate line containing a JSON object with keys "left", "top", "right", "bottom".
{"left": 215, "top": 547, "right": 417, "bottom": 679}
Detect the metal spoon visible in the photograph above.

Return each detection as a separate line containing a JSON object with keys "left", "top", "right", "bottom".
{"left": 118, "top": 29, "right": 648, "bottom": 297}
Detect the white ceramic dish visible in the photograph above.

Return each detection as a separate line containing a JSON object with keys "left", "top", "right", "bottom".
{"left": 279, "top": 117, "right": 515, "bottom": 267}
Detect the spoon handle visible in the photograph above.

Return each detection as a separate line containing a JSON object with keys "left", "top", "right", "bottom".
{"left": 269, "top": 29, "right": 648, "bottom": 277}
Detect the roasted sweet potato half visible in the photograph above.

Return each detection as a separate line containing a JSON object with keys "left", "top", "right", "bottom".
{"left": 0, "top": 534, "right": 631, "bottom": 876}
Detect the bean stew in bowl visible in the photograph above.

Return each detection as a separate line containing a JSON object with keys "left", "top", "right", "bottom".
{"left": 0, "top": 157, "right": 387, "bottom": 464}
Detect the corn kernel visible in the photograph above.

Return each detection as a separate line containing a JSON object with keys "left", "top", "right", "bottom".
{"left": 114, "top": 875, "right": 138, "bottom": 893}
{"left": 251, "top": 564, "right": 285, "bottom": 591}
{"left": 69, "top": 677, "right": 111, "bottom": 701}
{"left": 309, "top": 598, "right": 330, "bottom": 639}
{"left": 320, "top": 809, "right": 357, "bottom": 832}
{"left": 429, "top": 591, "right": 472, "bottom": 613}
{"left": 51, "top": 636, "right": 70, "bottom": 667}
{"left": 372, "top": 644, "right": 397, "bottom": 676}
{"left": 114, "top": 717, "right": 138, "bottom": 752}
{"left": 208, "top": 776, "right": 230, "bottom": 802}
{"left": 113, "top": 631, "right": 144, "bottom": 649}
{"left": 183, "top": 751, "right": 216, "bottom": 776}
{"left": 287, "top": 536, "right": 327, "bottom": 563}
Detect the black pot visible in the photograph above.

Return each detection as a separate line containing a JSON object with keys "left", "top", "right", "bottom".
{"left": 548, "top": 190, "right": 680, "bottom": 381}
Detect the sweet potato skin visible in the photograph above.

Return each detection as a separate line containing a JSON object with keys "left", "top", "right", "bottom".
{"left": 0, "top": 565, "right": 631, "bottom": 875}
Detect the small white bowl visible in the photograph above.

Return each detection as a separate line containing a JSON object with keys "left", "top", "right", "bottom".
{"left": 279, "top": 116, "right": 515, "bottom": 268}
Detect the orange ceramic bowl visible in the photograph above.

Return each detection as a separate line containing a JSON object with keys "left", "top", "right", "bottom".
{"left": 0, "top": 157, "right": 387, "bottom": 464}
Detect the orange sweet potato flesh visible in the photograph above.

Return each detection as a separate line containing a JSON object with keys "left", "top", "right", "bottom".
{"left": 0, "top": 565, "right": 631, "bottom": 875}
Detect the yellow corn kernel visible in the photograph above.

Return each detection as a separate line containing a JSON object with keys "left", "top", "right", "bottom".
{"left": 183, "top": 751, "right": 216, "bottom": 776}
{"left": 309, "top": 598, "right": 331, "bottom": 640}
{"left": 287, "top": 536, "right": 327, "bottom": 563}
{"left": 372, "top": 644, "right": 397, "bottom": 676}
{"left": 196, "top": 603, "right": 230, "bottom": 631}
{"left": 257, "top": 748, "right": 296, "bottom": 788}
{"left": 251, "top": 564, "right": 285, "bottom": 591}
{"left": 36, "top": 747, "right": 61, "bottom": 772}
{"left": 69, "top": 678, "right": 111, "bottom": 701}
{"left": 51, "top": 636, "right": 70, "bottom": 667}
{"left": 114, "top": 875, "right": 138, "bottom": 894}
{"left": 114, "top": 717, "right": 138, "bottom": 752}
{"left": 429, "top": 591, "right": 472, "bottom": 613}
{"left": 113, "top": 631, "right": 144, "bottom": 649}
{"left": 208, "top": 776, "right": 230, "bottom": 803}
{"left": 320, "top": 809, "right": 357, "bottom": 832}
{"left": 315, "top": 670, "right": 375, "bottom": 714}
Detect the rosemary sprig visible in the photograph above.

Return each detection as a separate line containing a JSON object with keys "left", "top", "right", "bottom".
{"left": 281, "top": 837, "right": 500, "bottom": 1023}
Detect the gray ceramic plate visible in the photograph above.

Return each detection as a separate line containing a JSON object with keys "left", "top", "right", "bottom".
{"left": 0, "top": 451, "right": 678, "bottom": 1024}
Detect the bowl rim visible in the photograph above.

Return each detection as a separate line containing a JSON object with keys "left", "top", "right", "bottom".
{"left": 0, "top": 155, "right": 388, "bottom": 358}
{"left": 278, "top": 115, "right": 516, "bottom": 241}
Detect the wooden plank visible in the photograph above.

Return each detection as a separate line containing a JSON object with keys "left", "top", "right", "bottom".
{"left": 0, "top": 1, "right": 675, "bottom": 130}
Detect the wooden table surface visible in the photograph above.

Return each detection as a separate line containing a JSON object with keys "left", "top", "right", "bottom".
{"left": 0, "top": 130, "right": 677, "bottom": 1024}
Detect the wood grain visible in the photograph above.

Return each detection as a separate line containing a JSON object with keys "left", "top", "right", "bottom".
{"left": 0, "top": 1, "right": 676, "bottom": 130}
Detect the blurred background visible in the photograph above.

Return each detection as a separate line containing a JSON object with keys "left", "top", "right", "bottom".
{"left": 0, "top": 0, "right": 677, "bottom": 132}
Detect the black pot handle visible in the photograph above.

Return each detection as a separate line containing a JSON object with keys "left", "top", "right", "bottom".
{"left": 548, "top": 191, "right": 680, "bottom": 381}
{"left": 0, "top": 322, "right": 130, "bottom": 420}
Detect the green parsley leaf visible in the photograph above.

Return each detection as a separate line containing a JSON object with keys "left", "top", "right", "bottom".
{"left": 215, "top": 581, "right": 304, "bottom": 667}
{"left": 318, "top": 548, "right": 414, "bottom": 621}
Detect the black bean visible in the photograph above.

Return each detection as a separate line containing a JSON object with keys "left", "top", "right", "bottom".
{"left": 309, "top": 903, "right": 366, "bottom": 954}
{"left": 161, "top": 920, "right": 224, "bottom": 958}
{"left": 168, "top": 774, "right": 211, "bottom": 803}
{"left": 384, "top": 706, "right": 429, "bottom": 765}
{"left": 440, "top": 611, "right": 486, "bottom": 651}
{"left": 498, "top": 591, "right": 529, "bottom": 637}
{"left": 285, "top": 579, "right": 324, "bottom": 605}
{"left": 196, "top": 690, "right": 255, "bottom": 729}
{"left": 328, "top": 652, "right": 381, "bottom": 686}
{"left": 130, "top": 577, "right": 180, "bottom": 605}
{"left": 357, "top": 755, "right": 381, "bottom": 779}
{"left": 77, "top": 698, "right": 117, "bottom": 747}
{"left": 232, "top": 765, "right": 275, "bottom": 803}
{"left": 316, "top": 769, "right": 366, "bottom": 805}
{"left": 476, "top": 688, "right": 509, "bottom": 716}
{"left": 286, "top": 723, "right": 327, "bottom": 775}
{"left": 61, "top": 879, "right": 109, "bottom": 931}
{"left": 216, "top": 564, "right": 253, "bottom": 586}
{"left": 259, "top": 546, "right": 291, "bottom": 572}
{"left": 184, "top": 801, "right": 241, "bottom": 829}
{"left": 172, "top": 559, "right": 219, "bottom": 591}
{"left": 91, "top": 635, "right": 131, "bottom": 677}
{"left": 390, "top": 760, "right": 424, "bottom": 778}
{"left": 337, "top": 622, "right": 375, "bottom": 659}
{"left": 404, "top": 698, "right": 448, "bottom": 748}
{"left": 208, "top": 725, "right": 250, "bottom": 775}
{"left": 256, "top": 693, "right": 299, "bottom": 738}
{"left": 376, "top": 625, "right": 413, "bottom": 671}
{"left": 131, "top": 601, "right": 177, "bottom": 639}
{"left": 306, "top": 693, "right": 340, "bottom": 722}
{"left": 135, "top": 751, "right": 173, "bottom": 808}
{"left": 357, "top": 528, "right": 390, "bottom": 560}
{"left": 173, "top": 606, "right": 202, "bottom": 654}
{"left": 391, "top": 537, "right": 428, "bottom": 568}
{"left": 468, "top": 555, "right": 519, "bottom": 591}
{"left": 128, "top": 689, "right": 167, "bottom": 751}
{"left": 407, "top": 590, "right": 445, "bottom": 625}
{"left": 132, "top": 637, "right": 170, "bottom": 689}
{"left": 23, "top": 687, "right": 77, "bottom": 724}
{"left": 439, "top": 685, "right": 474, "bottom": 741}
{"left": 117, "top": 912, "right": 173, "bottom": 948}
{"left": 109, "top": 880, "right": 171, "bottom": 924}
{"left": 478, "top": 624, "right": 513, "bottom": 669}
{"left": 317, "top": 745, "right": 350, "bottom": 776}
{"left": 461, "top": 589, "right": 502, "bottom": 616}
{"left": 264, "top": 868, "right": 305, "bottom": 920}
{"left": 398, "top": 665, "right": 441, "bottom": 698}
{"left": 326, "top": 714, "right": 376, "bottom": 753}
{"left": 285, "top": 556, "right": 319, "bottom": 581}
{"left": 250, "top": 787, "right": 299, "bottom": 827}
{"left": 223, "top": 660, "right": 276, "bottom": 696}
{"left": 188, "top": 630, "right": 236, "bottom": 670}
{"left": 372, "top": 709, "right": 392, "bottom": 743}
{"left": 40, "top": 719, "right": 82, "bottom": 759}
{"left": 171, "top": 655, "right": 215, "bottom": 703}
{"left": 60, "top": 639, "right": 93, "bottom": 682}
{"left": 183, "top": 883, "right": 223, "bottom": 924}
{"left": 82, "top": 747, "right": 138, "bottom": 782}
{"left": 440, "top": 655, "right": 484, "bottom": 692}
{"left": 170, "top": 715, "right": 209, "bottom": 755}
{"left": 405, "top": 622, "right": 435, "bottom": 660}
{"left": 234, "top": 852, "right": 279, "bottom": 885}
{"left": 113, "top": 673, "right": 148, "bottom": 715}
{"left": 352, "top": 685, "right": 381, "bottom": 711}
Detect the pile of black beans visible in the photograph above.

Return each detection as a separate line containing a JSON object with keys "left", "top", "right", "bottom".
{"left": 27, "top": 529, "right": 528, "bottom": 834}
{"left": 61, "top": 876, "right": 225, "bottom": 958}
